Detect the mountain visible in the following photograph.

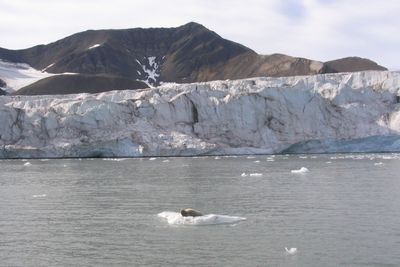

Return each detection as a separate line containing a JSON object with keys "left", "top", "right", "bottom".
{"left": 0, "top": 22, "right": 387, "bottom": 95}
{"left": 14, "top": 74, "right": 149, "bottom": 95}
{"left": 321, "top": 57, "right": 387, "bottom": 73}
{"left": 0, "top": 71, "right": 399, "bottom": 158}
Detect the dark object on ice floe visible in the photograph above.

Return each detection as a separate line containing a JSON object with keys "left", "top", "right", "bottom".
{"left": 181, "top": 208, "right": 203, "bottom": 217}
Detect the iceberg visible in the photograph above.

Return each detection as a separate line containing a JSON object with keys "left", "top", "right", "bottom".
{"left": 157, "top": 211, "right": 246, "bottom": 225}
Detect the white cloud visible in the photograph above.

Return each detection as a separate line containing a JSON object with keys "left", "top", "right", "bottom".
{"left": 0, "top": 0, "right": 399, "bottom": 69}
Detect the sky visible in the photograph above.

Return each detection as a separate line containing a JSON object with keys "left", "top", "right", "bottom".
{"left": 0, "top": 0, "right": 399, "bottom": 70}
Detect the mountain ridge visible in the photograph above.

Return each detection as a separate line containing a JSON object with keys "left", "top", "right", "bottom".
{"left": 0, "top": 22, "right": 387, "bottom": 95}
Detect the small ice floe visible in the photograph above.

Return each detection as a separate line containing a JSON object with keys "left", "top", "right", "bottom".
{"left": 285, "top": 247, "right": 298, "bottom": 255}
{"left": 374, "top": 162, "right": 384, "bottom": 166}
{"left": 40, "top": 159, "right": 49, "bottom": 162}
{"left": 162, "top": 159, "right": 170, "bottom": 163}
{"left": 149, "top": 157, "right": 157, "bottom": 161}
{"left": 299, "top": 156, "right": 307, "bottom": 159}
{"left": 241, "top": 172, "right": 248, "bottom": 177}
{"left": 215, "top": 156, "right": 221, "bottom": 160}
{"left": 254, "top": 160, "right": 260, "bottom": 163}
{"left": 33, "top": 194, "right": 46, "bottom": 198}
{"left": 249, "top": 173, "right": 263, "bottom": 177}
{"left": 158, "top": 211, "right": 246, "bottom": 226}
{"left": 103, "top": 158, "right": 127, "bottom": 161}
{"left": 23, "top": 162, "right": 32, "bottom": 166}
{"left": 291, "top": 167, "right": 309, "bottom": 174}
{"left": 247, "top": 156, "right": 256, "bottom": 159}
{"left": 326, "top": 161, "right": 332, "bottom": 164}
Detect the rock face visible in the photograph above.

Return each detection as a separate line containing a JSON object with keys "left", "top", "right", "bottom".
{"left": 0, "top": 78, "right": 6, "bottom": 95}
{"left": 0, "top": 71, "right": 399, "bottom": 158}
{"left": 0, "top": 22, "right": 387, "bottom": 93}
{"left": 0, "top": 78, "right": 6, "bottom": 88}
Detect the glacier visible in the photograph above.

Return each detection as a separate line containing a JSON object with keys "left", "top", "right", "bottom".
{"left": 0, "top": 71, "right": 399, "bottom": 158}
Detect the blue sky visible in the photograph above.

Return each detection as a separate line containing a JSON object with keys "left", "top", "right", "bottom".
{"left": 0, "top": 0, "right": 399, "bottom": 69}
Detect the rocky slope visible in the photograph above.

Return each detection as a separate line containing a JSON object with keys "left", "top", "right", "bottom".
{"left": 13, "top": 74, "right": 148, "bottom": 95}
{"left": 0, "top": 71, "right": 399, "bottom": 158}
{"left": 0, "top": 22, "right": 387, "bottom": 94}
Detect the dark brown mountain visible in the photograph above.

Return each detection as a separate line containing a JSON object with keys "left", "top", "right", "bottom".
{"left": 321, "top": 57, "right": 387, "bottom": 73}
{"left": 13, "top": 74, "right": 148, "bottom": 95}
{"left": 0, "top": 22, "right": 387, "bottom": 95}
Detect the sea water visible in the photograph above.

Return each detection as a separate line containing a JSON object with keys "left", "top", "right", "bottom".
{"left": 1, "top": 154, "right": 400, "bottom": 266}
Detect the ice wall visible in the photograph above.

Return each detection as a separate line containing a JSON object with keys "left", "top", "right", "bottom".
{"left": 0, "top": 71, "right": 399, "bottom": 158}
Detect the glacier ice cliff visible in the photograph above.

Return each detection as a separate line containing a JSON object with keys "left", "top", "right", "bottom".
{"left": 0, "top": 71, "right": 400, "bottom": 158}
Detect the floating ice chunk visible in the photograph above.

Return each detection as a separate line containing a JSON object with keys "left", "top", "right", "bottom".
{"left": 158, "top": 211, "right": 246, "bottom": 225}
{"left": 162, "top": 159, "right": 170, "bottom": 162}
{"left": 285, "top": 247, "right": 297, "bottom": 255}
{"left": 254, "top": 160, "right": 260, "bottom": 163}
{"left": 291, "top": 167, "right": 309, "bottom": 173}
{"left": 249, "top": 173, "right": 262, "bottom": 176}
{"left": 326, "top": 161, "right": 332, "bottom": 164}
{"left": 215, "top": 156, "right": 221, "bottom": 160}
{"left": 149, "top": 157, "right": 157, "bottom": 161}
{"left": 33, "top": 194, "right": 46, "bottom": 198}
{"left": 103, "top": 158, "right": 127, "bottom": 161}
{"left": 241, "top": 172, "right": 248, "bottom": 177}
{"left": 374, "top": 162, "right": 384, "bottom": 166}
{"left": 23, "top": 162, "right": 31, "bottom": 166}
{"left": 247, "top": 156, "right": 256, "bottom": 159}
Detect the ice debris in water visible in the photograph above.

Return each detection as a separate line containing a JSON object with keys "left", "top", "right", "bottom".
{"left": 162, "top": 159, "right": 170, "bottom": 163}
{"left": 249, "top": 173, "right": 263, "bottom": 176}
{"left": 285, "top": 247, "right": 298, "bottom": 255}
{"left": 149, "top": 157, "right": 157, "bottom": 161}
{"left": 157, "top": 211, "right": 246, "bottom": 225}
{"left": 374, "top": 162, "right": 384, "bottom": 166}
{"left": 33, "top": 194, "right": 46, "bottom": 198}
{"left": 291, "top": 167, "right": 309, "bottom": 173}
{"left": 23, "top": 162, "right": 31, "bottom": 166}
{"left": 241, "top": 172, "right": 248, "bottom": 177}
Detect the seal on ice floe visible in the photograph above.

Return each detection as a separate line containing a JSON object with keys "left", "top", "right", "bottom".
{"left": 180, "top": 208, "right": 203, "bottom": 217}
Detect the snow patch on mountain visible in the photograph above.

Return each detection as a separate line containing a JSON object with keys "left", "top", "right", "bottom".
{"left": 136, "top": 56, "right": 160, "bottom": 87}
{"left": 0, "top": 71, "right": 399, "bottom": 158}
{"left": 41, "top": 63, "right": 55, "bottom": 72}
{"left": 88, "top": 44, "right": 101, "bottom": 50}
{"left": 0, "top": 60, "right": 56, "bottom": 93}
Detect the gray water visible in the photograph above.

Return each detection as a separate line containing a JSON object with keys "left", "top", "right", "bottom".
{"left": 1, "top": 154, "right": 400, "bottom": 267}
